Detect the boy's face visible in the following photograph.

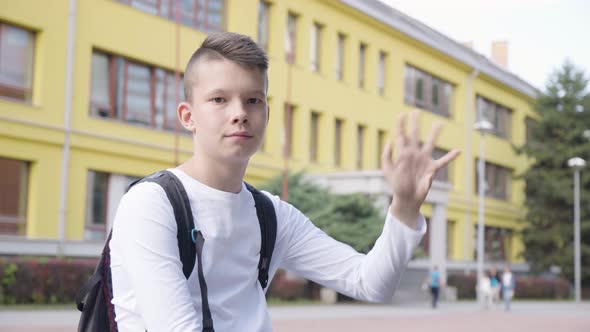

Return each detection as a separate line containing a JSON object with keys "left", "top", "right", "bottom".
{"left": 184, "top": 58, "right": 268, "bottom": 165}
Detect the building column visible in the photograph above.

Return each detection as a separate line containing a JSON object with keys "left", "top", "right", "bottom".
{"left": 429, "top": 203, "right": 448, "bottom": 283}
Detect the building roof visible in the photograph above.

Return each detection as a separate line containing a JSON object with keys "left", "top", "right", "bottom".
{"left": 340, "top": 0, "right": 538, "bottom": 98}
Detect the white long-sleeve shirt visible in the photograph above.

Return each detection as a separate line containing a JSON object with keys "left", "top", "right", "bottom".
{"left": 110, "top": 168, "right": 426, "bottom": 331}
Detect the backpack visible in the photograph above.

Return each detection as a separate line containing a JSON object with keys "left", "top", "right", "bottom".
{"left": 75, "top": 170, "right": 277, "bottom": 332}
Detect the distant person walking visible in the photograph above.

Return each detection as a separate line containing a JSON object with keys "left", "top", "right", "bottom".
{"left": 478, "top": 271, "right": 493, "bottom": 309}
{"left": 489, "top": 267, "right": 500, "bottom": 306}
{"left": 425, "top": 266, "right": 442, "bottom": 308}
{"left": 501, "top": 266, "right": 515, "bottom": 311}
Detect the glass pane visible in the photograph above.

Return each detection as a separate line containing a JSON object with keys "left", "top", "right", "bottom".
{"left": 204, "top": 0, "right": 224, "bottom": 32}
{"left": 334, "top": 119, "right": 342, "bottom": 166}
{"left": 0, "top": 24, "right": 34, "bottom": 100}
{"left": 286, "top": 13, "right": 297, "bottom": 63}
{"left": 88, "top": 171, "right": 108, "bottom": 226}
{"left": 433, "top": 148, "right": 449, "bottom": 182}
{"left": 336, "top": 34, "right": 345, "bottom": 80}
{"left": 310, "top": 112, "right": 319, "bottom": 161}
{"left": 154, "top": 69, "right": 166, "bottom": 129}
{"left": 90, "top": 53, "right": 111, "bottom": 117}
{"left": 431, "top": 79, "right": 440, "bottom": 109}
{"left": 415, "top": 77, "right": 424, "bottom": 102}
{"left": 0, "top": 158, "right": 29, "bottom": 235}
{"left": 257, "top": 1, "right": 270, "bottom": 50}
{"left": 125, "top": 62, "right": 152, "bottom": 126}
{"left": 165, "top": 72, "right": 181, "bottom": 131}
{"left": 114, "top": 58, "right": 125, "bottom": 120}
{"left": 378, "top": 52, "right": 385, "bottom": 93}
{"left": 180, "top": 0, "right": 195, "bottom": 26}
{"left": 404, "top": 66, "right": 414, "bottom": 105}
{"left": 131, "top": 0, "right": 159, "bottom": 15}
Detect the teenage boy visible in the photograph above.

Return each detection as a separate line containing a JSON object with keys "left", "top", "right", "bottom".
{"left": 109, "top": 32, "right": 459, "bottom": 331}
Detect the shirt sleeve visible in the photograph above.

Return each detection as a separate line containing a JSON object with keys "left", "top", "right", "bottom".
{"left": 111, "top": 183, "right": 200, "bottom": 332}
{"left": 277, "top": 199, "right": 426, "bottom": 303}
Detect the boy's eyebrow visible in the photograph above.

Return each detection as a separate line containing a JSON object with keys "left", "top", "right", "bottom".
{"left": 204, "top": 89, "right": 266, "bottom": 97}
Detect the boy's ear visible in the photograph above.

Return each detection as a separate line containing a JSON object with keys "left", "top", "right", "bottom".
{"left": 177, "top": 102, "right": 195, "bottom": 132}
{"left": 266, "top": 105, "right": 270, "bottom": 124}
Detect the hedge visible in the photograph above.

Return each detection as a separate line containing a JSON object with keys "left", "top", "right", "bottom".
{"left": 0, "top": 256, "right": 97, "bottom": 305}
{"left": 447, "top": 273, "right": 571, "bottom": 299}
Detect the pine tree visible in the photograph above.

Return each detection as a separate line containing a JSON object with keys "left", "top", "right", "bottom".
{"left": 518, "top": 61, "right": 590, "bottom": 286}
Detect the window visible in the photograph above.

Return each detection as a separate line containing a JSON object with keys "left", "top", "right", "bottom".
{"left": 257, "top": 1, "right": 270, "bottom": 51}
{"left": 90, "top": 51, "right": 182, "bottom": 131}
{"left": 476, "top": 96, "right": 513, "bottom": 139}
{"left": 475, "top": 160, "right": 512, "bottom": 200}
{"left": 433, "top": 148, "right": 451, "bottom": 183}
{"left": 377, "top": 129, "right": 387, "bottom": 168}
{"left": 334, "top": 119, "right": 343, "bottom": 166}
{"left": 473, "top": 226, "right": 512, "bottom": 261}
{"left": 85, "top": 171, "right": 140, "bottom": 240}
{"left": 377, "top": 51, "right": 386, "bottom": 96}
{"left": 356, "top": 125, "right": 365, "bottom": 169}
{"left": 358, "top": 43, "right": 366, "bottom": 88}
{"left": 404, "top": 65, "right": 453, "bottom": 117}
{"left": 0, "top": 23, "right": 34, "bottom": 102}
{"left": 284, "top": 104, "right": 294, "bottom": 158}
{"left": 310, "top": 22, "right": 322, "bottom": 72}
{"left": 118, "top": 0, "right": 225, "bottom": 33}
{"left": 0, "top": 158, "right": 29, "bottom": 236}
{"left": 285, "top": 12, "right": 297, "bottom": 64}
{"left": 447, "top": 220, "right": 455, "bottom": 259}
{"left": 310, "top": 112, "right": 320, "bottom": 162}
{"left": 336, "top": 33, "right": 346, "bottom": 81}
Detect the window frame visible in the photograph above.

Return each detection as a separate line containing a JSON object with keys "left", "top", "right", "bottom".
{"left": 117, "top": 0, "right": 226, "bottom": 33}
{"left": 404, "top": 64, "right": 453, "bottom": 117}
{"left": 0, "top": 158, "right": 30, "bottom": 236}
{"left": 257, "top": 1, "right": 271, "bottom": 51}
{"left": 0, "top": 23, "right": 35, "bottom": 103}
{"left": 89, "top": 50, "right": 183, "bottom": 132}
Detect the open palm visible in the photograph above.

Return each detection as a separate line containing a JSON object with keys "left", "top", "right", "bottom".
{"left": 381, "top": 111, "right": 460, "bottom": 225}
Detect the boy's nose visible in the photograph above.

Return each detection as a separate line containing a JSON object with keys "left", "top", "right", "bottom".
{"left": 231, "top": 105, "right": 248, "bottom": 124}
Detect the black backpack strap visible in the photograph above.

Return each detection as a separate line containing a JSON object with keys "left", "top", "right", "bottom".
{"left": 193, "top": 229, "right": 214, "bottom": 332}
{"left": 131, "top": 170, "right": 213, "bottom": 331}
{"left": 131, "top": 171, "right": 196, "bottom": 279}
{"left": 245, "top": 183, "right": 277, "bottom": 290}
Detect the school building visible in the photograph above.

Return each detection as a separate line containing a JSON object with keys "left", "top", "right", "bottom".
{"left": 0, "top": 0, "right": 536, "bottom": 279}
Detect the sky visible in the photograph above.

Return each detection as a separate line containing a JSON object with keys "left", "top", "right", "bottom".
{"left": 381, "top": 0, "right": 590, "bottom": 90}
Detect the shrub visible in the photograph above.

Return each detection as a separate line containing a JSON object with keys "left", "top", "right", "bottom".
{"left": 447, "top": 272, "right": 571, "bottom": 300}
{"left": 0, "top": 256, "right": 97, "bottom": 305}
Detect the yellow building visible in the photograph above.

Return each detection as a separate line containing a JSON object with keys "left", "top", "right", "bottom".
{"left": 0, "top": 0, "right": 535, "bottom": 274}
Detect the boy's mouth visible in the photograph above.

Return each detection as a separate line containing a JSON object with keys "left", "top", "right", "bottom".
{"left": 226, "top": 131, "right": 253, "bottom": 138}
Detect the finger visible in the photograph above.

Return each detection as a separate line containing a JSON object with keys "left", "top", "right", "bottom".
{"left": 408, "top": 110, "right": 420, "bottom": 147}
{"left": 395, "top": 113, "right": 408, "bottom": 148}
{"left": 381, "top": 140, "right": 394, "bottom": 171}
{"left": 434, "top": 149, "right": 461, "bottom": 170}
{"left": 424, "top": 122, "right": 443, "bottom": 154}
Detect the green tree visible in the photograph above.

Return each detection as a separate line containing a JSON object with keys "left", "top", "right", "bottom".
{"left": 518, "top": 60, "right": 590, "bottom": 285}
{"left": 261, "top": 172, "right": 384, "bottom": 253}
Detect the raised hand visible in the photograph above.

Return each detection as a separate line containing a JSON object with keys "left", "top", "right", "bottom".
{"left": 381, "top": 110, "right": 460, "bottom": 228}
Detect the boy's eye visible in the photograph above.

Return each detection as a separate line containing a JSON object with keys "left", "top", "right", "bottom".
{"left": 247, "top": 98, "right": 262, "bottom": 104}
{"left": 212, "top": 97, "right": 225, "bottom": 104}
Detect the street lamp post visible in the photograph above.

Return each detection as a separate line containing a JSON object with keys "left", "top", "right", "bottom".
{"left": 473, "top": 120, "right": 494, "bottom": 303}
{"left": 567, "top": 156, "right": 586, "bottom": 303}
{"left": 474, "top": 120, "right": 493, "bottom": 304}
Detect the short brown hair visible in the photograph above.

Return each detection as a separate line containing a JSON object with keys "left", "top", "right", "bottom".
{"left": 184, "top": 32, "right": 269, "bottom": 101}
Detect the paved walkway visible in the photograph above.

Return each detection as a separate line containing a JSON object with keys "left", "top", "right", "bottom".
{"left": 1, "top": 301, "right": 589, "bottom": 332}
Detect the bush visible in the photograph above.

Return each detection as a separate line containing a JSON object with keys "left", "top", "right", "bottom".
{"left": 0, "top": 256, "right": 97, "bottom": 305}
{"left": 447, "top": 273, "right": 571, "bottom": 300}
{"left": 267, "top": 269, "right": 308, "bottom": 301}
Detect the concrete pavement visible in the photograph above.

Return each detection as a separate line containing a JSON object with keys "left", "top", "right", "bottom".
{"left": 1, "top": 301, "right": 589, "bottom": 332}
